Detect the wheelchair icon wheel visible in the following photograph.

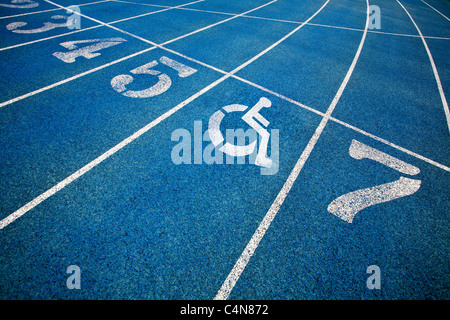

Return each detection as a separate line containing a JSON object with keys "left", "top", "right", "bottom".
{"left": 208, "top": 97, "right": 273, "bottom": 168}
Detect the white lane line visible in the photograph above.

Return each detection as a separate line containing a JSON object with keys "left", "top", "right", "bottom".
{"left": 214, "top": 0, "right": 370, "bottom": 301}
{"left": 250, "top": 18, "right": 450, "bottom": 40}
{"left": 232, "top": 70, "right": 450, "bottom": 172}
{"left": 421, "top": 0, "right": 450, "bottom": 21}
{"left": 397, "top": 0, "right": 450, "bottom": 134}
{"left": 367, "top": 29, "right": 450, "bottom": 40}
{"left": 111, "top": 0, "right": 282, "bottom": 23}
{"left": 207, "top": 0, "right": 329, "bottom": 78}
{"left": 307, "top": 21, "right": 450, "bottom": 40}
{"left": 0, "top": 0, "right": 275, "bottom": 108}
{"left": 0, "top": 0, "right": 323, "bottom": 230}
{"left": 0, "top": 0, "right": 110, "bottom": 20}
{"left": 67, "top": 0, "right": 450, "bottom": 173}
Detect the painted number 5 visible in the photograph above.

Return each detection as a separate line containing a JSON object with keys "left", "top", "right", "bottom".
{"left": 111, "top": 56, "right": 197, "bottom": 98}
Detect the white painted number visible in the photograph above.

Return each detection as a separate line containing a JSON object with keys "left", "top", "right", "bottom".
{"left": 0, "top": 0, "right": 38, "bottom": 9}
{"left": 7, "top": 15, "right": 71, "bottom": 34}
{"left": 111, "top": 56, "right": 197, "bottom": 98}
{"left": 111, "top": 60, "right": 172, "bottom": 98}
{"left": 53, "top": 38, "right": 126, "bottom": 63}
{"left": 327, "top": 140, "right": 421, "bottom": 223}
{"left": 158, "top": 56, "right": 197, "bottom": 78}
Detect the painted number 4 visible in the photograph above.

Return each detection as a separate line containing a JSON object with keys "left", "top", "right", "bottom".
{"left": 328, "top": 140, "right": 421, "bottom": 223}
{"left": 53, "top": 38, "right": 127, "bottom": 63}
{"left": 111, "top": 56, "right": 197, "bottom": 98}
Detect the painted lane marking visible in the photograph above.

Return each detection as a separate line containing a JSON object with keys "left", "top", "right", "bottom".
{"left": 154, "top": 37, "right": 450, "bottom": 173}
{"left": 208, "top": 97, "right": 272, "bottom": 168}
{"left": 42, "top": 0, "right": 277, "bottom": 50}
{"left": 329, "top": 116, "right": 450, "bottom": 172}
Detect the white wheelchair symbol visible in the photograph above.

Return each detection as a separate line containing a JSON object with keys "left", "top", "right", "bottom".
{"left": 208, "top": 97, "right": 273, "bottom": 168}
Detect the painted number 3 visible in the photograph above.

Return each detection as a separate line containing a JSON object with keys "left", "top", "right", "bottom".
{"left": 0, "top": 0, "right": 38, "bottom": 9}
{"left": 111, "top": 56, "right": 197, "bottom": 98}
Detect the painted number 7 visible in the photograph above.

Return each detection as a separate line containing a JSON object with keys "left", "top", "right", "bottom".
{"left": 110, "top": 56, "right": 197, "bottom": 98}
{"left": 327, "top": 140, "right": 421, "bottom": 223}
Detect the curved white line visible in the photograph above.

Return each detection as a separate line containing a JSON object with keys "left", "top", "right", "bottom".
{"left": 397, "top": 0, "right": 450, "bottom": 134}
{"left": 214, "top": 0, "right": 371, "bottom": 301}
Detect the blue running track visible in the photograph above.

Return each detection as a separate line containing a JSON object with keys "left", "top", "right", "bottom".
{"left": 0, "top": 0, "right": 448, "bottom": 301}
